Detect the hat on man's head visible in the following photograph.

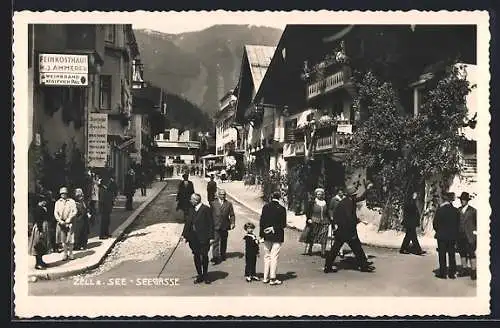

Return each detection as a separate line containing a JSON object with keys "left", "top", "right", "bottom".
{"left": 59, "top": 187, "right": 69, "bottom": 195}
{"left": 314, "top": 188, "right": 325, "bottom": 195}
{"left": 442, "top": 191, "right": 455, "bottom": 201}
{"left": 74, "top": 188, "right": 84, "bottom": 197}
{"left": 459, "top": 192, "right": 471, "bottom": 201}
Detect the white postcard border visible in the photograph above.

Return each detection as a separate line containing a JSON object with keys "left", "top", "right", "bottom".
{"left": 13, "top": 10, "right": 491, "bottom": 318}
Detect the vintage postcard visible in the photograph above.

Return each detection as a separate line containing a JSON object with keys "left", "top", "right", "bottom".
{"left": 13, "top": 10, "right": 491, "bottom": 317}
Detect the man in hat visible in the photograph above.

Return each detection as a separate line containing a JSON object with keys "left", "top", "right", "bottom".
{"left": 207, "top": 174, "right": 217, "bottom": 203}
{"left": 457, "top": 192, "right": 477, "bottom": 280}
{"left": 400, "top": 191, "right": 426, "bottom": 256}
{"left": 433, "top": 191, "right": 460, "bottom": 279}
{"left": 324, "top": 182, "right": 375, "bottom": 274}
{"left": 99, "top": 173, "right": 117, "bottom": 240}
{"left": 54, "top": 186, "right": 78, "bottom": 261}
{"left": 177, "top": 173, "right": 195, "bottom": 219}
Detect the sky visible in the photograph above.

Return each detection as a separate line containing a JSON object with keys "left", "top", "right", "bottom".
{"left": 132, "top": 11, "right": 288, "bottom": 34}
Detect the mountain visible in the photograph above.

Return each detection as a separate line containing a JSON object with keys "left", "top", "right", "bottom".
{"left": 134, "top": 25, "right": 283, "bottom": 117}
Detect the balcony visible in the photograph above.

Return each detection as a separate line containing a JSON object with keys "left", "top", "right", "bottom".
{"left": 315, "top": 135, "right": 334, "bottom": 151}
{"left": 462, "top": 157, "right": 477, "bottom": 176}
{"left": 155, "top": 140, "right": 201, "bottom": 149}
{"left": 307, "top": 69, "right": 348, "bottom": 100}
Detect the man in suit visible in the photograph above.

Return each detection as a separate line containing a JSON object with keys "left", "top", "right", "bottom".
{"left": 177, "top": 173, "right": 195, "bottom": 219}
{"left": 98, "top": 172, "right": 117, "bottom": 240}
{"left": 259, "top": 191, "right": 287, "bottom": 285}
{"left": 207, "top": 174, "right": 217, "bottom": 203}
{"left": 210, "top": 189, "right": 235, "bottom": 264}
{"left": 324, "top": 183, "right": 375, "bottom": 274}
{"left": 400, "top": 192, "right": 426, "bottom": 255}
{"left": 328, "top": 187, "right": 348, "bottom": 258}
{"left": 457, "top": 192, "right": 477, "bottom": 280}
{"left": 181, "top": 193, "right": 215, "bottom": 284}
{"left": 433, "top": 192, "right": 460, "bottom": 279}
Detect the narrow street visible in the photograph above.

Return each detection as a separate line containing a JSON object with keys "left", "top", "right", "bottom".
{"left": 29, "top": 179, "right": 476, "bottom": 297}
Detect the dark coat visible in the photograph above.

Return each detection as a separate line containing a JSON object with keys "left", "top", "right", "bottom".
{"left": 210, "top": 199, "right": 235, "bottom": 231}
{"left": 99, "top": 179, "right": 117, "bottom": 212}
{"left": 182, "top": 204, "right": 214, "bottom": 243}
{"left": 459, "top": 205, "right": 477, "bottom": 246}
{"left": 124, "top": 173, "right": 135, "bottom": 195}
{"left": 207, "top": 180, "right": 217, "bottom": 201}
{"left": 259, "top": 200, "right": 287, "bottom": 243}
{"left": 402, "top": 200, "right": 420, "bottom": 228}
{"left": 433, "top": 203, "right": 460, "bottom": 241}
{"left": 332, "top": 196, "right": 362, "bottom": 239}
{"left": 328, "top": 196, "right": 342, "bottom": 219}
{"left": 244, "top": 233, "right": 260, "bottom": 256}
{"left": 177, "top": 180, "right": 195, "bottom": 211}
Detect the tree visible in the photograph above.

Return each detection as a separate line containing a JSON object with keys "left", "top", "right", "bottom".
{"left": 347, "top": 63, "right": 475, "bottom": 231}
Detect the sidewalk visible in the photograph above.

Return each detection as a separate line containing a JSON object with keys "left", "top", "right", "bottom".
{"left": 192, "top": 177, "right": 436, "bottom": 251}
{"left": 28, "top": 181, "right": 168, "bottom": 281}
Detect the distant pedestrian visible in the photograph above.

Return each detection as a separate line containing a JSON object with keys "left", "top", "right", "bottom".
{"left": 124, "top": 169, "right": 136, "bottom": 211}
{"left": 45, "top": 190, "right": 57, "bottom": 253}
{"left": 456, "top": 192, "right": 477, "bottom": 280}
{"left": 300, "top": 188, "right": 330, "bottom": 257}
{"left": 54, "top": 187, "right": 78, "bottom": 261}
{"left": 138, "top": 170, "right": 147, "bottom": 197}
{"left": 90, "top": 173, "right": 100, "bottom": 222}
{"left": 73, "top": 188, "right": 91, "bottom": 250}
{"left": 400, "top": 192, "right": 426, "bottom": 256}
{"left": 177, "top": 173, "right": 195, "bottom": 219}
{"left": 181, "top": 193, "right": 214, "bottom": 284}
{"left": 243, "top": 222, "right": 260, "bottom": 282}
{"left": 29, "top": 194, "right": 50, "bottom": 270}
{"left": 324, "top": 183, "right": 375, "bottom": 274}
{"left": 259, "top": 191, "right": 286, "bottom": 285}
{"left": 207, "top": 174, "right": 217, "bottom": 203}
{"left": 433, "top": 192, "right": 460, "bottom": 279}
{"left": 159, "top": 165, "right": 166, "bottom": 181}
{"left": 210, "top": 189, "right": 235, "bottom": 264}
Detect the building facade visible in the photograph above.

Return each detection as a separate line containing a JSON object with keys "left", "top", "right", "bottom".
{"left": 154, "top": 128, "right": 201, "bottom": 167}
{"left": 99, "top": 24, "right": 140, "bottom": 192}
{"left": 28, "top": 24, "right": 105, "bottom": 194}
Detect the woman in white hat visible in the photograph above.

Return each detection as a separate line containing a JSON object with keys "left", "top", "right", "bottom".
{"left": 54, "top": 186, "right": 78, "bottom": 261}
{"left": 299, "top": 187, "right": 330, "bottom": 257}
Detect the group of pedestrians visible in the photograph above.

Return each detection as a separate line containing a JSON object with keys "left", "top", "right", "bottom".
{"left": 28, "top": 170, "right": 119, "bottom": 270}
{"left": 176, "top": 173, "right": 478, "bottom": 285}
{"left": 433, "top": 191, "right": 477, "bottom": 280}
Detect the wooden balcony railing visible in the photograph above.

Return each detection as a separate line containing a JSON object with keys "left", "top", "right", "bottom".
{"left": 307, "top": 70, "right": 346, "bottom": 100}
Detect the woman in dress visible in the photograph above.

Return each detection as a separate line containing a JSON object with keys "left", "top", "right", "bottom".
{"left": 29, "top": 194, "right": 50, "bottom": 270}
{"left": 300, "top": 188, "right": 331, "bottom": 257}
{"left": 73, "top": 188, "right": 90, "bottom": 250}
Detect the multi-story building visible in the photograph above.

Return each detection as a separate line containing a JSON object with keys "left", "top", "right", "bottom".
{"left": 215, "top": 88, "right": 238, "bottom": 156}
{"left": 99, "top": 24, "right": 140, "bottom": 191}
{"left": 154, "top": 128, "right": 201, "bottom": 167}
{"left": 234, "top": 45, "right": 276, "bottom": 177}
{"left": 28, "top": 24, "right": 105, "bottom": 193}
{"left": 248, "top": 24, "right": 476, "bottom": 202}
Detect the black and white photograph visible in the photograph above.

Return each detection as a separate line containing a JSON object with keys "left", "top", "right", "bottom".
{"left": 12, "top": 10, "right": 490, "bottom": 317}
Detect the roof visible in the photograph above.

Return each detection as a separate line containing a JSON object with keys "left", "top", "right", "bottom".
{"left": 244, "top": 45, "right": 276, "bottom": 95}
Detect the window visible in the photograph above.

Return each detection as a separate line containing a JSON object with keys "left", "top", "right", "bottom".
{"left": 164, "top": 130, "right": 170, "bottom": 140}
{"left": 104, "top": 25, "right": 115, "bottom": 43}
{"left": 99, "top": 75, "right": 112, "bottom": 109}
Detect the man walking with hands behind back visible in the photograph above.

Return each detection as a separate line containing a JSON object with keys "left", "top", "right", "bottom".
{"left": 181, "top": 193, "right": 215, "bottom": 284}
{"left": 259, "top": 191, "right": 287, "bottom": 285}
{"left": 210, "top": 189, "right": 235, "bottom": 264}
{"left": 433, "top": 192, "right": 460, "bottom": 279}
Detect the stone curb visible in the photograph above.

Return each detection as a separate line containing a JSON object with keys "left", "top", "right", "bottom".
{"left": 29, "top": 181, "right": 169, "bottom": 280}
